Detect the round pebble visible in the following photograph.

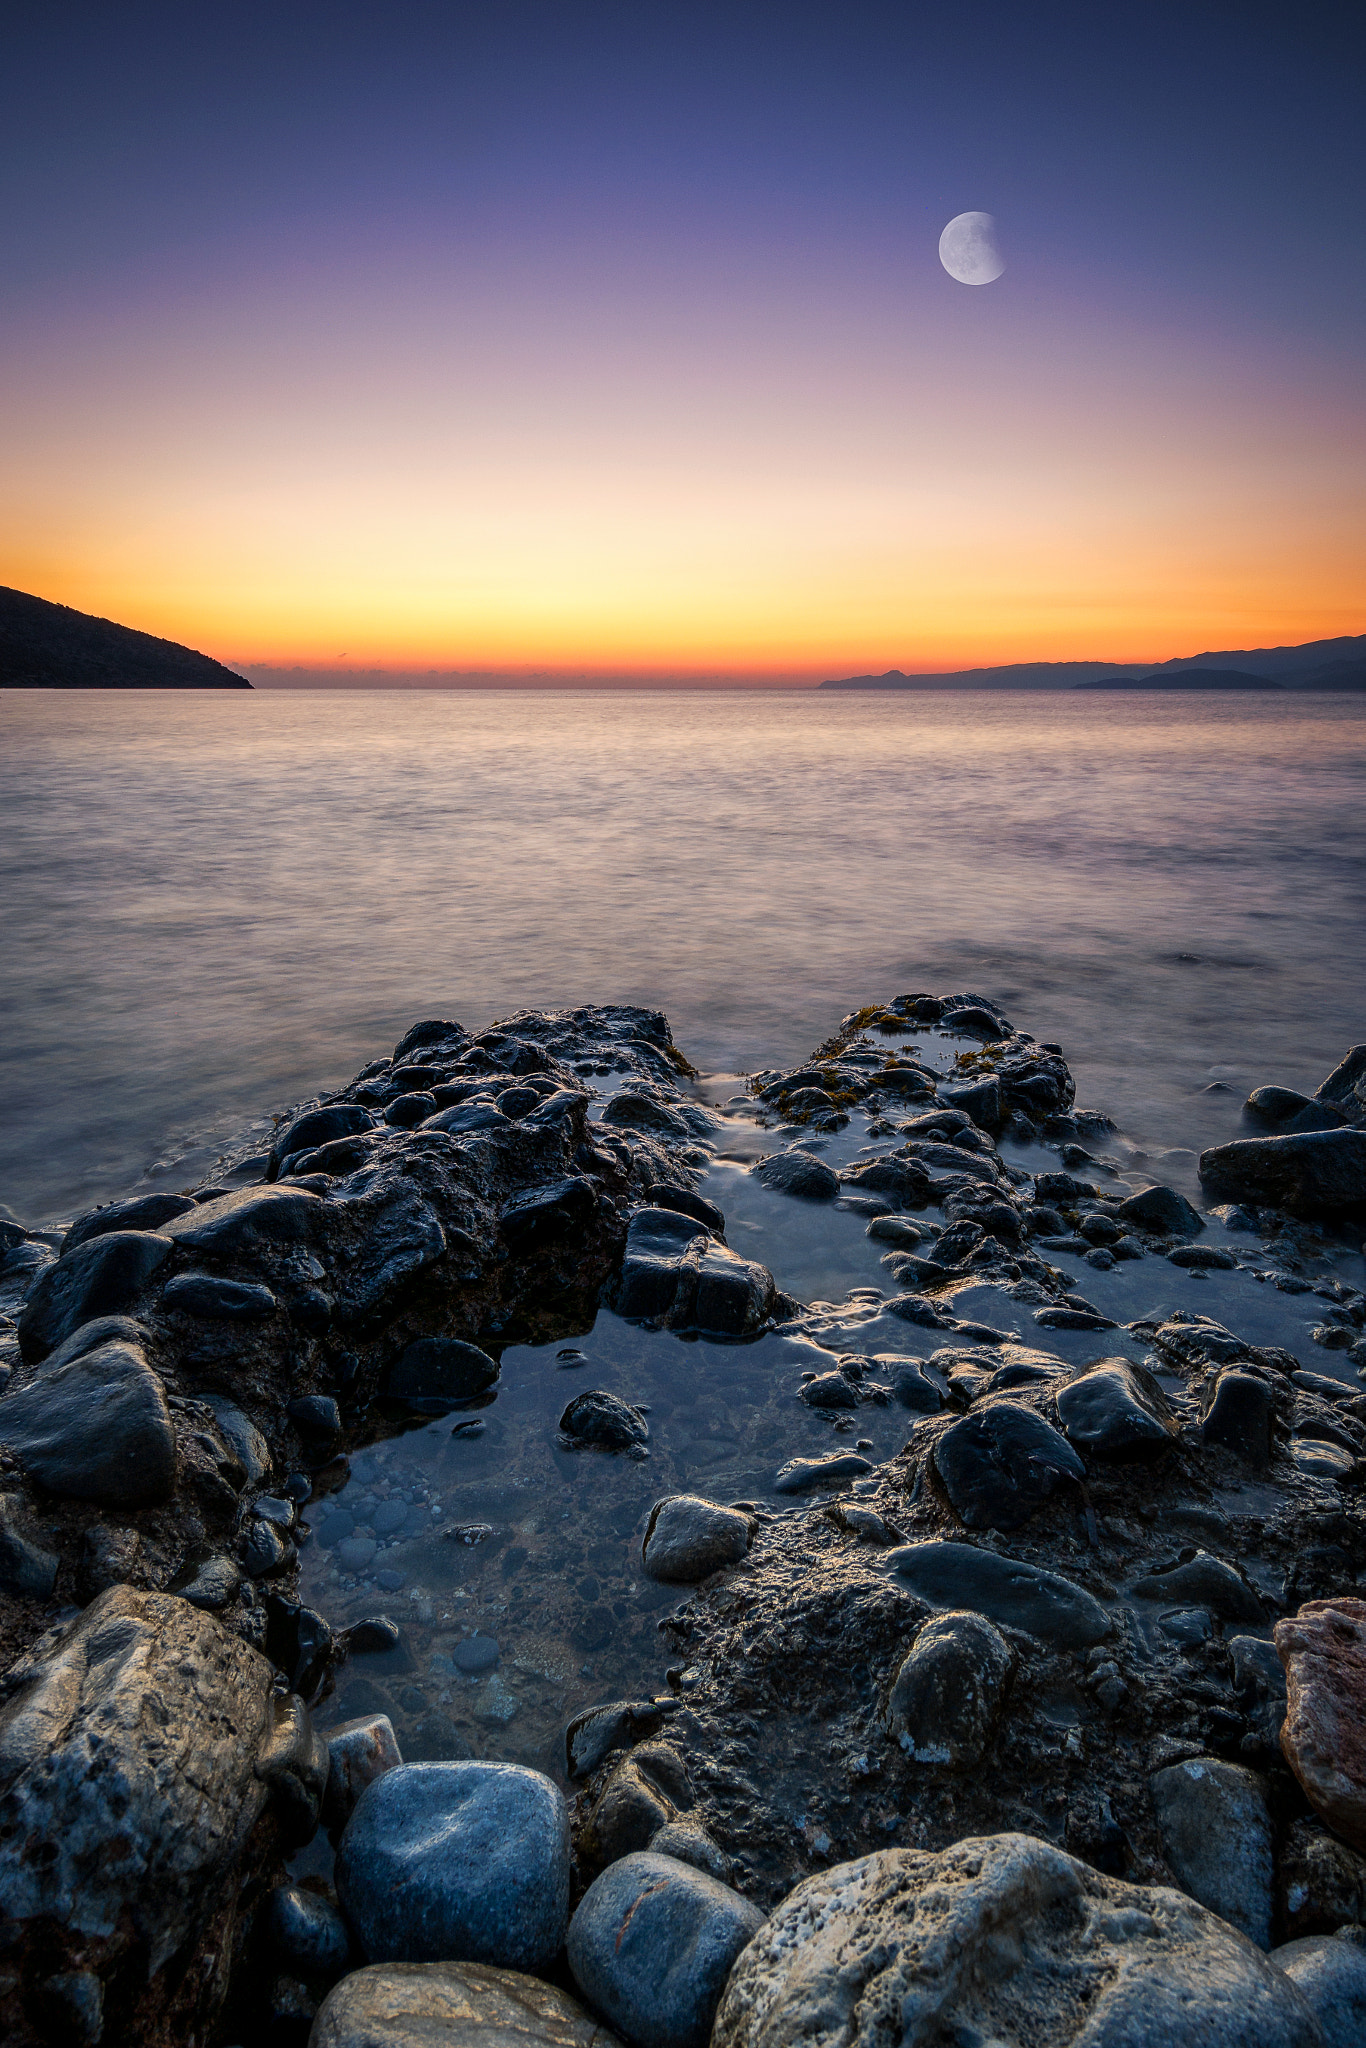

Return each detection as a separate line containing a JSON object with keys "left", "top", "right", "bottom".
{"left": 338, "top": 1537, "right": 378, "bottom": 1571}
{"left": 453, "top": 1635, "right": 500, "bottom": 1673}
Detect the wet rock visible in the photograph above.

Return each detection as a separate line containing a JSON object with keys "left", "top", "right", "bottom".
{"left": 825, "top": 1501, "right": 905, "bottom": 1545}
{"left": 800, "top": 1369, "right": 860, "bottom": 1409}
{"left": 840, "top": 1157, "right": 931, "bottom": 1207}
{"left": 566, "top": 1699, "right": 679, "bottom": 1780}
{"left": 887, "top": 1541, "right": 1110, "bottom": 1649}
{"left": 267, "top": 1884, "right": 353, "bottom": 1978}
{"left": 385, "top": 1090, "right": 437, "bottom": 1128}
{"left": 685, "top": 1242, "right": 776, "bottom": 1337}
{"left": 1272, "top": 1928, "right": 1366, "bottom": 2045}
{"left": 753, "top": 1150, "right": 840, "bottom": 1200}
{"left": 340, "top": 1615, "right": 402, "bottom": 1654}
{"left": 168, "top": 1549, "right": 242, "bottom": 1612}
{"left": 647, "top": 1184, "right": 725, "bottom": 1231}
{"left": 310, "top": 1959, "right": 623, "bottom": 2048}
{"left": 586, "top": 1744, "right": 694, "bottom": 1864}
{"left": 1114, "top": 1183, "right": 1204, "bottom": 1236}
{"left": 387, "top": 1337, "right": 500, "bottom": 1407}
{"left": 1200, "top": 1129, "right": 1366, "bottom": 1219}
{"left": 243, "top": 1517, "right": 294, "bottom": 1577}
{"left": 1275, "top": 1598, "right": 1366, "bottom": 1852}
{"left": 568, "top": 1849, "right": 765, "bottom": 2048}
{"left": 1278, "top": 1822, "right": 1366, "bottom": 1937}
{"left": 1056, "top": 1357, "right": 1179, "bottom": 1461}
{"left": 0, "top": 1493, "right": 59, "bottom": 1598}
{"left": 1034, "top": 1306, "right": 1118, "bottom": 1331}
{"left": 501, "top": 1175, "right": 600, "bottom": 1248}
{"left": 453, "top": 1635, "right": 500, "bottom": 1672}
{"left": 933, "top": 1402, "right": 1085, "bottom": 1531}
{"left": 1248, "top": 1086, "right": 1314, "bottom": 1124}
{"left": 288, "top": 1393, "right": 342, "bottom": 1440}
{"left": 323, "top": 1713, "right": 404, "bottom": 1830}
{"left": 17, "top": 1230, "right": 172, "bottom": 1361}
{"left": 204, "top": 1394, "right": 271, "bottom": 1484}
{"left": 561, "top": 1389, "right": 650, "bottom": 1451}
{"left": 1132, "top": 1551, "right": 1266, "bottom": 1623}
{"left": 271, "top": 1103, "right": 372, "bottom": 1172}
{"left": 0, "top": 1332, "right": 176, "bottom": 1507}
{"left": 642, "top": 1496, "right": 752, "bottom": 1583}
{"left": 1231, "top": 1634, "right": 1290, "bottom": 1749}
{"left": 162, "top": 1182, "right": 325, "bottom": 1258}
{"left": 615, "top": 1207, "right": 712, "bottom": 1320}
{"left": 867, "top": 1215, "right": 922, "bottom": 1245}
{"left": 335, "top": 1761, "right": 570, "bottom": 1971}
{"left": 1202, "top": 1371, "right": 1275, "bottom": 1466}
{"left": 774, "top": 1451, "right": 873, "bottom": 1493}
{"left": 1150, "top": 1757, "right": 1275, "bottom": 1947}
{"left": 886, "top": 1610, "right": 1015, "bottom": 1766}
{"left": 265, "top": 1595, "right": 333, "bottom": 1696}
{"left": 61, "top": 1191, "right": 197, "bottom": 1254}
{"left": 712, "top": 1834, "right": 1317, "bottom": 2048}
{"left": 940, "top": 1075, "right": 1003, "bottom": 1131}
{"left": 0, "top": 1586, "right": 319, "bottom": 2045}
{"left": 163, "top": 1269, "right": 278, "bottom": 1319}
{"left": 601, "top": 1093, "right": 689, "bottom": 1139}
{"left": 650, "top": 1820, "right": 732, "bottom": 1882}
{"left": 888, "top": 1358, "right": 949, "bottom": 1412}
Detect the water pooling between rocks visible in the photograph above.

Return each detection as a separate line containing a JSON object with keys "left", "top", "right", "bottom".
{"left": 1, "top": 993, "right": 1365, "bottom": 2045}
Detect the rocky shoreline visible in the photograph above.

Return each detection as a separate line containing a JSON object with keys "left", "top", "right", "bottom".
{"left": 1, "top": 994, "right": 1364, "bottom": 2045}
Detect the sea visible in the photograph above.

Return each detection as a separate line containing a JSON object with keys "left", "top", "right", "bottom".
{"left": 2, "top": 687, "right": 1364, "bottom": 1227}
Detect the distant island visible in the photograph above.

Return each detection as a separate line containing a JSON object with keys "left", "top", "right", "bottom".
{"left": 0, "top": 585, "right": 250, "bottom": 688}
{"left": 819, "top": 634, "right": 1366, "bottom": 691}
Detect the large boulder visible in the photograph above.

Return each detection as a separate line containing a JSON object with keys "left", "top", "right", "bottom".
{"left": 0, "top": 1587, "right": 324, "bottom": 2048}
{"left": 1199, "top": 1130, "right": 1366, "bottom": 1219}
{"left": 1275, "top": 1598, "right": 1366, "bottom": 1852}
{"left": 311, "top": 1960, "right": 624, "bottom": 2048}
{"left": 0, "top": 1329, "right": 177, "bottom": 1507}
{"left": 335, "top": 1761, "right": 570, "bottom": 1973}
{"left": 711, "top": 1834, "right": 1321, "bottom": 2048}
{"left": 568, "top": 1850, "right": 765, "bottom": 2048}
{"left": 17, "top": 1230, "right": 172, "bottom": 1361}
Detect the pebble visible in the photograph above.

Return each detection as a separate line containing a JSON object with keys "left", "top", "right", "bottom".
{"left": 387, "top": 1338, "right": 499, "bottom": 1407}
{"left": 453, "top": 1635, "right": 500, "bottom": 1673}
{"left": 642, "top": 1497, "right": 752, "bottom": 1583}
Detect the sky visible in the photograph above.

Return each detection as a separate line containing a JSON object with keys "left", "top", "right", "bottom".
{"left": 2, "top": 2, "right": 1364, "bottom": 682}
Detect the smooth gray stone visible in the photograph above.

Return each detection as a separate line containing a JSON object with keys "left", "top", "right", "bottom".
{"left": 17, "top": 1231, "right": 172, "bottom": 1361}
{"left": 161, "top": 1185, "right": 324, "bottom": 1257}
{"left": 61, "top": 1193, "right": 197, "bottom": 1255}
{"left": 0, "top": 1492, "right": 59, "bottom": 1598}
{"left": 452, "top": 1636, "right": 499, "bottom": 1673}
{"left": 310, "top": 1960, "right": 624, "bottom": 2048}
{"left": 1199, "top": 1129, "right": 1366, "bottom": 1219}
{"left": 773, "top": 1452, "right": 873, "bottom": 1493}
{"left": 1131, "top": 1550, "right": 1265, "bottom": 1622}
{"left": 1114, "top": 1183, "right": 1204, "bottom": 1236}
{"left": 387, "top": 1337, "right": 499, "bottom": 1406}
{"left": 335, "top": 1761, "right": 570, "bottom": 1972}
{"left": 685, "top": 1242, "right": 775, "bottom": 1338}
{"left": 267, "top": 1884, "right": 352, "bottom": 1977}
{"left": 643, "top": 1497, "right": 752, "bottom": 1584}
{"left": 1056, "top": 1358, "right": 1179, "bottom": 1461}
{"left": 712, "top": 1834, "right": 1321, "bottom": 2048}
{"left": 887, "top": 1611, "right": 1015, "bottom": 1767}
{"left": 203, "top": 1395, "right": 271, "bottom": 1485}
{"left": 0, "top": 1336, "right": 176, "bottom": 1508}
{"left": 649, "top": 1822, "right": 733, "bottom": 1884}
{"left": 1272, "top": 1928, "right": 1366, "bottom": 2047}
{"left": 1151, "top": 1758, "right": 1275, "bottom": 1948}
{"left": 752, "top": 1151, "right": 840, "bottom": 1201}
{"left": 163, "top": 1271, "right": 278, "bottom": 1320}
{"left": 568, "top": 1850, "right": 765, "bottom": 2048}
{"left": 1170, "top": 1244, "right": 1239, "bottom": 1269}
{"left": 886, "top": 1540, "right": 1110, "bottom": 1649}
{"left": 615, "top": 1208, "right": 711, "bottom": 1321}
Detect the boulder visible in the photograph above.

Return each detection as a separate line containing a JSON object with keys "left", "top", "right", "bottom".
{"left": 0, "top": 1334, "right": 176, "bottom": 1507}
{"left": 615, "top": 1208, "right": 712, "bottom": 1321}
{"left": 1114, "top": 1183, "right": 1204, "bottom": 1236}
{"left": 1056, "top": 1358, "right": 1179, "bottom": 1460}
{"left": 1275, "top": 1598, "right": 1366, "bottom": 1852}
{"left": 932, "top": 1403, "right": 1085, "bottom": 1531}
{"left": 310, "top": 1960, "right": 623, "bottom": 2048}
{"left": 0, "top": 1587, "right": 324, "bottom": 2048}
{"left": 568, "top": 1850, "right": 765, "bottom": 2048}
{"left": 1133, "top": 1551, "right": 1265, "bottom": 1623}
{"left": 752, "top": 1151, "right": 840, "bottom": 1201}
{"left": 271, "top": 1102, "right": 372, "bottom": 1171}
{"left": 1150, "top": 1758, "right": 1275, "bottom": 1947}
{"left": 61, "top": 1191, "right": 197, "bottom": 1254}
{"left": 161, "top": 1183, "right": 325, "bottom": 1257}
{"left": 17, "top": 1230, "right": 172, "bottom": 1361}
{"left": 712, "top": 1834, "right": 1320, "bottom": 2048}
{"left": 886, "top": 1541, "right": 1110, "bottom": 1650}
{"left": 642, "top": 1496, "right": 752, "bottom": 1583}
{"left": 1272, "top": 1929, "right": 1366, "bottom": 2047}
{"left": 387, "top": 1338, "right": 499, "bottom": 1408}
{"left": 162, "top": 1270, "right": 278, "bottom": 1319}
{"left": 886, "top": 1611, "right": 1015, "bottom": 1767}
{"left": 1199, "top": 1130, "right": 1366, "bottom": 1219}
{"left": 335, "top": 1761, "right": 570, "bottom": 1972}
{"left": 560, "top": 1390, "right": 650, "bottom": 1451}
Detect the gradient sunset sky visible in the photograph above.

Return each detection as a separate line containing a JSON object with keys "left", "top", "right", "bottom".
{"left": 4, "top": 2, "right": 1363, "bottom": 681}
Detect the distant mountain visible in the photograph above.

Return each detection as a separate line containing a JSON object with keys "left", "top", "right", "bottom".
{"left": 1076, "top": 668, "right": 1281, "bottom": 690}
{"left": 818, "top": 632, "right": 1366, "bottom": 690}
{"left": 0, "top": 586, "right": 250, "bottom": 688}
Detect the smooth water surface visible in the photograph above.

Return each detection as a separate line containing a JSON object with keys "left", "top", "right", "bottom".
{"left": 2, "top": 689, "right": 1364, "bottom": 1223}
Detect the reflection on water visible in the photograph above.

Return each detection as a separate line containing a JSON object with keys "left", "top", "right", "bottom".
{"left": 2, "top": 689, "right": 1364, "bottom": 1221}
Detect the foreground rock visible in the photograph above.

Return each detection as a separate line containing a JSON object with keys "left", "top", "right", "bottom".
{"left": 0, "top": 1586, "right": 324, "bottom": 2048}
{"left": 1276, "top": 1599, "right": 1366, "bottom": 1851}
{"left": 568, "top": 1850, "right": 765, "bottom": 2048}
{"left": 712, "top": 1834, "right": 1321, "bottom": 2048}
{"left": 642, "top": 1496, "right": 753, "bottom": 1583}
{"left": 335, "top": 1761, "right": 570, "bottom": 1971}
{"left": 1272, "top": 1929, "right": 1366, "bottom": 2048}
{"left": 311, "top": 1960, "right": 624, "bottom": 2048}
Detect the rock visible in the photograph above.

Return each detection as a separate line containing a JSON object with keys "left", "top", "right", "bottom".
{"left": 933, "top": 1403, "right": 1085, "bottom": 1531}
{"left": 647, "top": 1184, "right": 725, "bottom": 1231}
{"left": 169, "top": 1549, "right": 243, "bottom": 1612}
{"left": 289, "top": 1393, "right": 342, "bottom": 1439}
{"left": 867, "top": 1216, "right": 922, "bottom": 1244}
{"left": 1057, "top": 1358, "right": 1179, "bottom": 1460}
{"left": 773, "top": 1452, "right": 873, "bottom": 1493}
{"left": 753, "top": 1151, "right": 840, "bottom": 1201}
{"left": 501, "top": 1176, "right": 600, "bottom": 1248}
{"left": 163, "top": 1270, "right": 278, "bottom": 1319}
{"left": 1248, "top": 1086, "right": 1313, "bottom": 1124}
{"left": 650, "top": 1820, "right": 732, "bottom": 1882}
{"left": 686, "top": 1243, "right": 776, "bottom": 1338}
{"left": 310, "top": 1960, "right": 623, "bottom": 2048}
{"left": 568, "top": 1850, "right": 765, "bottom": 2048}
{"left": 886, "top": 1610, "right": 1015, "bottom": 1766}
{"left": 642, "top": 1496, "right": 752, "bottom": 1583}
{"left": 0, "top": 1586, "right": 324, "bottom": 2044}
{"left": 615, "top": 1208, "right": 712, "bottom": 1320}
{"left": 889, "top": 1359, "right": 949, "bottom": 1412}
{"left": 0, "top": 1493, "right": 58, "bottom": 1599}
{"left": 565, "top": 1700, "right": 679, "bottom": 1780}
{"left": 17, "top": 1231, "right": 172, "bottom": 1361}
{"left": 323, "top": 1714, "right": 404, "bottom": 1830}
{"left": 335, "top": 1761, "right": 570, "bottom": 1971}
{"left": 271, "top": 1103, "right": 372, "bottom": 1171}
{"left": 800, "top": 1370, "right": 860, "bottom": 1409}
{"left": 161, "top": 1183, "right": 325, "bottom": 1257}
{"left": 1034, "top": 1306, "right": 1118, "bottom": 1331}
{"left": 0, "top": 1333, "right": 176, "bottom": 1507}
{"left": 204, "top": 1394, "right": 271, "bottom": 1484}
{"left": 712, "top": 1834, "right": 1318, "bottom": 2048}
{"left": 1202, "top": 1370, "right": 1276, "bottom": 1466}
{"left": 1150, "top": 1758, "right": 1275, "bottom": 1946}
{"left": 267, "top": 1884, "right": 352, "bottom": 1977}
{"left": 1272, "top": 1928, "right": 1366, "bottom": 2046}
{"left": 1114, "top": 1183, "right": 1205, "bottom": 1236}
{"left": 61, "top": 1191, "right": 197, "bottom": 1254}
{"left": 841, "top": 1157, "right": 931, "bottom": 1207}
{"left": 600, "top": 1093, "right": 689, "bottom": 1139}
{"left": 561, "top": 1390, "right": 650, "bottom": 1451}
{"left": 1170, "top": 1243, "right": 1239, "bottom": 1269}
{"left": 586, "top": 1744, "right": 694, "bottom": 1864}
{"left": 1200, "top": 1130, "right": 1366, "bottom": 1219}
{"left": 265, "top": 1595, "right": 333, "bottom": 1696}
{"left": 886, "top": 1541, "right": 1111, "bottom": 1650}
{"left": 1275, "top": 1598, "right": 1366, "bottom": 1852}
{"left": 940, "top": 1075, "right": 1003, "bottom": 1131}
{"left": 387, "top": 1338, "right": 500, "bottom": 1407}
{"left": 453, "top": 1636, "right": 500, "bottom": 1673}
{"left": 1133, "top": 1551, "right": 1266, "bottom": 1623}
{"left": 340, "top": 1615, "right": 402, "bottom": 1655}
{"left": 385, "top": 1091, "right": 437, "bottom": 1128}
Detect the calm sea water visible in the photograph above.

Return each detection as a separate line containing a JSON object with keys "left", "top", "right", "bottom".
{"left": 2, "top": 689, "right": 1364, "bottom": 1226}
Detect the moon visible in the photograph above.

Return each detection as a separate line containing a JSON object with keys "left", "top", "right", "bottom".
{"left": 939, "top": 212, "right": 1004, "bottom": 286}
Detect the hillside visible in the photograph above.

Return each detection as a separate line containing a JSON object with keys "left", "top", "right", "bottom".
{"left": 0, "top": 586, "right": 250, "bottom": 688}
{"left": 819, "top": 633, "right": 1366, "bottom": 690}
